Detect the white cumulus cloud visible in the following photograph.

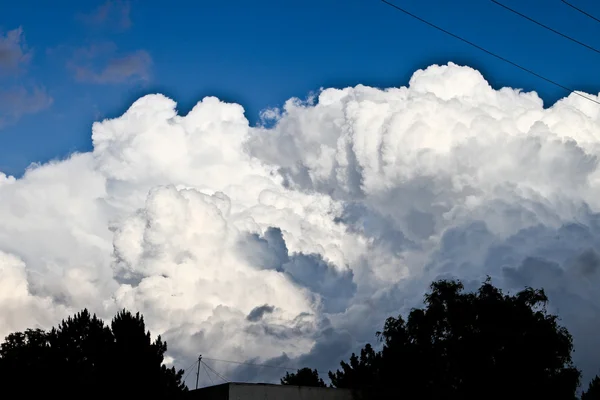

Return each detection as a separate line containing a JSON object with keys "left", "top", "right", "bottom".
{"left": 1, "top": 62, "right": 600, "bottom": 387}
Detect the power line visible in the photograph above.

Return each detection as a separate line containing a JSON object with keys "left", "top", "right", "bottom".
{"left": 202, "top": 356, "right": 327, "bottom": 375}
{"left": 182, "top": 359, "right": 200, "bottom": 383}
{"left": 561, "top": 0, "right": 600, "bottom": 24}
{"left": 490, "top": 0, "right": 600, "bottom": 55}
{"left": 203, "top": 362, "right": 215, "bottom": 385}
{"left": 202, "top": 360, "right": 229, "bottom": 383}
{"left": 379, "top": 0, "right": 600, "bottom": 106}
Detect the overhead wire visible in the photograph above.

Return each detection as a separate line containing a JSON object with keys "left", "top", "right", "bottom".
{"left": 201, "top": 360, "right": 230, "bottom": 383}
{"left": 561, "top": 0, "right": 600, "bottom": 24}
{"left": 490, "top": 0, "right": 600, "bottom": 55}
{"left": 203, "top": 362, "right": 215, "bottom": 385}
{"left": 379, "top": 0, "right": 600, "bottom": 106}
{"left": 201, "top": 356, "right": 327, "bottom": 375}
{"left": 182, "top": 359, "right": 200, "bottom": 383}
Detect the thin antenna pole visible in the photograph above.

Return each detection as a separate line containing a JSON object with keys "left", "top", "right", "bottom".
{"left": 195, "top": 355, "right": 202, "bottom": 390}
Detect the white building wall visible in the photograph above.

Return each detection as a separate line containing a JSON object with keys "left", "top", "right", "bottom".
{"left": 227, "top": 383, "right": 354, "bottom": 400}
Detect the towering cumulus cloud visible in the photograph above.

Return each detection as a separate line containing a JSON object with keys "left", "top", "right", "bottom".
{"left": 1, "top": 62, "right": 600, "bottom": 386}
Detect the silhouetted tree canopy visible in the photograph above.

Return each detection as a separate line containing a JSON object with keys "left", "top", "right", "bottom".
{"left": 281, "top": 367, "right": 326, "bottom": 387}
{"left": 583, "top": 376, "right": 600, "bottom": 400}
{"left": 0, "top": 309, "right": 186, "bottom": 397}
{"left": 327, "top": 278, "right": 581, "bottom": 400}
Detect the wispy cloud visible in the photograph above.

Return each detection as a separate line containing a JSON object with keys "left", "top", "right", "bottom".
{"left": 77, "top": 0, "right": 132, "bottom": 31}
{"left": 68, "top": 43, "right": 151, "bottom": 84}
{"left": 0, "top": 86, "right": 53, "bottom": 129}
{"left": 0, "top": 27, "right": 52, "bottom": 129}
{"left": 0, "top": 27, "right": 32, "bottom": 75}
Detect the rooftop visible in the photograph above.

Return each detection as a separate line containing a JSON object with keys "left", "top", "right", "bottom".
{"left": 185, "top": 382, "right": 354, "bottom": 400}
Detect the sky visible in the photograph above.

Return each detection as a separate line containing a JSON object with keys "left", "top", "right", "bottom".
{"left": 1, "top": 0, "right": 600, "bottom": 176}
{"left": 2, "top": 0, "right": 600, "bottom": 391}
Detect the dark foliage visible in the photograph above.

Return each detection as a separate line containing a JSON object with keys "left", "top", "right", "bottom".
{"left": 326, "top": 278, "right": 581, "bottom": 400}
{"left": 583, "top": 376, "right": 600, "bottom": 400}
{"left": 0, "top": 308, "right": 187, "bottom": 397}
{"left": 281, "top": 367, "right": 326, "bottom": 387}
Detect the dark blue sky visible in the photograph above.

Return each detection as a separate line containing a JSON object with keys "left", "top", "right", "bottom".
{"left": 1, "top": 0, "right": 599, "bottom": 176}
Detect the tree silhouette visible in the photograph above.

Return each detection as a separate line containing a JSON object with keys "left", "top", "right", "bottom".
{"left": 328, "top": 278, "right": 581, "bottom": 400}
{"left": 328, "top": 344, "right": 380, "bottom": 390}
{"left": 0, "top": 328, "right": 55, "bottom": 395}
{"left": 49, "top": 309, "right": 114, "bottom": 392}
{"left": 0, "top": 308, "right": 186, "bottom": 397}
{"left": 281, "top": 367, "right": 326, "bottom": 387}
{"left": 110, "top": 309, "right": 186, "bottom": 396}
{"left": 583, "top": 376, "right": 600, "bottom": 400}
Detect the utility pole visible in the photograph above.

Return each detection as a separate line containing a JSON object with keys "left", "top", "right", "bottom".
{"left": 195, "top": 355, "right": 202, "bottom": 390}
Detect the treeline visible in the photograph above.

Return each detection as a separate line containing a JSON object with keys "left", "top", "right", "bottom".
{"left": 281, "top": 279, "right": 600, "bottom": 400}
{"left": 0, "top": 309, "right": 186, "bottom": 397}
{"left": 2, "top": 278, "right": 600, "bottom": 399}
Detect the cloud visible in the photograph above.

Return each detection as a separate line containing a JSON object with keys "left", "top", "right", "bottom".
{"left": 69, "top": 2, "right": 145, "bottom": 84}
{"left": 0, "top": 86, "right": 53, "bottom": 129}
{"left": 75, "top": 50, "right": 151, "bottom": 84}
{"left": 69, "top": 43, "right": 151, "bottom": 84}
{"left": 0, "top": 27, "right": 32, "bottom": 75}
{"left": 2, "top": 62, "right": 600, "bottom": 388}
{"left": 246, "top": 305, "right": 275, "bottom": 322}
{"left": 0, "top": 27, "right": 52, "bottom": 128}
{"left": 77, "top": 0, "right": 132, "bottom": 31}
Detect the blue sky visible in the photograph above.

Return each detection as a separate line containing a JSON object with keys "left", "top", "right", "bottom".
{"left": 0, "top": 0, "right": 599, "bottom": 176}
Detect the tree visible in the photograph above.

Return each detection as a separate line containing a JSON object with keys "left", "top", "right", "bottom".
{"left": 328, "top": 278, "right": 581, "bottom": 400}
{"left": 0, "top": 308, "right": 187, "bottom": 397}
{"left": 281, "top": 367, "right": 326, "bottom": 387}
{"left": 110, "top": 309, "right": 186, "bottom": 396}
{"left": 328, "top": 344, "right": 380, "bottom": 390}
{"left": 583, "top": 376, "right": 600, "bottom": 400}
{"left": 48, "top": 309, "right": 114, "bottom": 393}
{"left": 0, "top": 328, "right": 55, "bottom": 395}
